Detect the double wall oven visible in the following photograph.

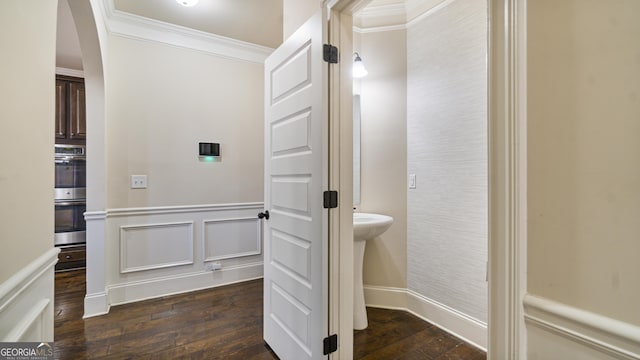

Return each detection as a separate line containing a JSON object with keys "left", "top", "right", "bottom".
{"left": 55, "top": 144, "right": 86, "bottom": 246}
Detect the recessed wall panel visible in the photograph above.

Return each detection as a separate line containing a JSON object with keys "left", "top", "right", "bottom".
{"left": 270, "top": 283, "right": 311, "bottom": 348}
{"left": 271, "top": 176, "right": 311, "bottom": 216}
{"left": 271, "top": 230, "right": 311, "bottom": 286}
{"left": 272, "top": 109, "right": 312, "bottom": 157}
{"left": 203, "top": 218, "right": 261, "bottom": 261}
{"left": 120, "top": 221, "right": 194, "bottom": 273}
{"left": 270, "top": 42, "right": 312, "bottom": 104}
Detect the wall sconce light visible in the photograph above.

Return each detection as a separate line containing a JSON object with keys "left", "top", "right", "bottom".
{"left": 353, "top": 52, "right": 368, "bottom": 78}
{"left": 176, "top": 0, "right": 198, "bottom": 7}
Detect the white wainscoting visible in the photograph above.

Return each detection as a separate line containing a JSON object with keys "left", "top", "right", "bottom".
{"left": 525, "top": 294, "right": 640, "bottom": 360}
{"left": 120, "top": 221, "right": 195, "bottom": 273}
{"left": 363, "top": 285, "right": 487, "bottom": 351}
{"left": 0, "top": 248, "right": 58, "bottom": 341}
{"left": 203, "top": 217, "right": 261, "bottom": 261}
{"left": 101, "top": 203, "right": 264, "bottom": 309}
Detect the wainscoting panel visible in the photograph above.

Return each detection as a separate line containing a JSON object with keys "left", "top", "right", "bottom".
{"left": 120, "top": 221, "right": 194, "bottom": 273}
{"left": 0, "top": 248, "right": 58, "bottom": 341}
{"left": 525, "top": 294, "right": 640, "bottom": 360}
{"left": 104, "top": 203, "right": 264, "bottom": 307}
{"left": 203, "top": 217, "right": 260, "bottom": 261}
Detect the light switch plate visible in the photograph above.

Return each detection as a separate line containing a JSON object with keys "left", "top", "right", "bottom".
{"left": 131, "top": 175, "right": 147, "bottom": 189}
{"left": 409, "top": 174, "right": 416, "bottom": 189}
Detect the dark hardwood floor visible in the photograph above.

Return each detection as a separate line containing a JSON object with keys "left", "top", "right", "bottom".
{"left": 354, "top": 308, "right": 485, "bottom": 359}
{"left": 55, "top": 270, "right": 485, "bottom": 359}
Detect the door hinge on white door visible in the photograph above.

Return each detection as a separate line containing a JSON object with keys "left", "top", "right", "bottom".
{"left": 323, "top": 44, "right": 339, "bottom": 64}
{"left": 323, "top": 191, "right": 338, "bottom": 209}
{"left": 323, "top": 334, "right": 338, "bottom": 355}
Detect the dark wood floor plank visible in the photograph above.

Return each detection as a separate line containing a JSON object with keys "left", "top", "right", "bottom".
{"left": 55, "top": 269, "right": 485, "bottom": 359}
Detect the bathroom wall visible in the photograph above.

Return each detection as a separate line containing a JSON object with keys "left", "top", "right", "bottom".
{"left": 407, "top": 0, "right": 488, "bottom": 325}
{"left": 356, "top": 29, "right": 408, "bottom": 289}
{"left": 526, "top": 0, "right": 640, "bottom": 357}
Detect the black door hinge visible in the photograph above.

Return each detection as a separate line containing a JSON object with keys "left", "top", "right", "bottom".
{"left": 323, "top": 191, "right": 338, "bottom": 209}
{"left": 323, "top": 44, "right": 339, "bottom": 64}
{"left": 323, "top": 334, "right": 338, "bottom": 355}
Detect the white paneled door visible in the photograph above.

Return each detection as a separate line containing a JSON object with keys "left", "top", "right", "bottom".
{"left": 262, "top": 9, "right": 330, "bottom": 360}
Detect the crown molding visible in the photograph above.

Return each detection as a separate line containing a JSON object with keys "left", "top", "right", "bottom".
{"left": 354, "top": 1, "right": 406, "bottom": 29}
{"left": 101, "top": 0, "right": 273, "bottom": 63}
{"left": 406, "top": 0, "right": 455, "bottom": 28}
{"left": 354, "top": 0, "right": 451, "bottom": 32}
{"left": 353, "top": 24, "right": 407, "bottom": 33}
{"left": 357, "top": 2, "right": 406, "bottom": 18}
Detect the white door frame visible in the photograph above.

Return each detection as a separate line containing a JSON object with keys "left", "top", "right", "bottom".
{"left": 328, "top": 0, "right": 527, "bottom": 358}
{"left": 323, "top": 1, "right": 374, "bottom": 358}
{"left": 487, "top": 0, "right": 527, "bottom": 358}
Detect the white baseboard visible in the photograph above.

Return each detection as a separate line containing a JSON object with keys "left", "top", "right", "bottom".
{"left": 363, "top": 285, "right": 408, "bottom": 310}
{"left": 364, "top": 285, "right": 487, "bottom": 351}
{"left": 0, "top": 248, "right": 59, "bottom": 341}
{"left": 406, "top": 289, "right": 487, "bottom": 351}
{"left": 108, "top": 262, "right": 263, "bottom": 306}
{"left": 525, "top": 294, "right": 640, "bottom": 360}
{"left": 83, "top": 292, "right": 110, "bottom": 319}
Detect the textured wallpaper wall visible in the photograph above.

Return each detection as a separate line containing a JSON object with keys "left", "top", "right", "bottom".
{"left": 406, "top": 0, "right": 488, "bottom": 323}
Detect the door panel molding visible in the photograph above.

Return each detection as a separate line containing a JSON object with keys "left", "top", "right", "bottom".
{"left": 263, "top": 9, "right": 329, "bottom": 360}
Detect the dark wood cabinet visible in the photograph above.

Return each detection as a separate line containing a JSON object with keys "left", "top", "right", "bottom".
{"left": 55, "top": 79, "right": 67, "bottom": 139}
{"left": 55, "top": 75, "right": 86, "bottom": 143}
{"left": 56, "top": 245, "right": 86, "bottom": 272}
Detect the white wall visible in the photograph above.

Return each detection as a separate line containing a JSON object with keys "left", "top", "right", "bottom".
{"left": 0, "top": 0, "right": 56, "bottom": 285}
{"left": 105, "top": 36, "right": 264, "bottom": 208}
{"left": 283, "top": 0, "right": 320, "bottom": 40}
{"left": 82, "top": 11, "right": 271, "bottom": 315}
{"left": 56, "top": 0, "right": 83, "bottom": 70}
{"left": 356, "top": 30, "right": 408, "bottom": 289}
{"left": 406, "top": 0, "right": 488, "bottom": 325}
{"left": 526, "top": 0, "right": 640, "bottom": 357}
{"left": 0, "top": 0, "right": 58, "bottom": 341}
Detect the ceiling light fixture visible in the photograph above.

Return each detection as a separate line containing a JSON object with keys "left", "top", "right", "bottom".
{"left": 352, "top": 52, "right": 368, "bottom": 78}
{"left": 176, "top": 0, "right": 198, "bottom": 7}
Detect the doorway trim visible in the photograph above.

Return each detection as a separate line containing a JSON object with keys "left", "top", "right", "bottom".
{"left": 324, "top": 1, "right": 373, "bottom": 358}
{"left": 330, "top": 0, "right": 527, "bottom": 358}
{"left": 487, "top": 0, "right": 527, "bottom": 358}
{"left": 66, "top": 0, "right": 109, "bottom": 317}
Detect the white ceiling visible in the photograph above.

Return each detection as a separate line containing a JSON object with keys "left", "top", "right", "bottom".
{"left": 56, "top": 0, "right": 83, "bottom": 70}
{"left": 354, "top": 0, "right": 447, "bottom": 29}
{"left": 55, "top": 0, "right": 444, "bottom": 72}
{"left": 56, "top": 0, "right": 283, "bottom": 71}
{"left": 113, "top": 0, "right": 283, "bottom": 48}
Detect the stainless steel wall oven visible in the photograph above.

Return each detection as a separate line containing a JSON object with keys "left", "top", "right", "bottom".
{"left": 54, "top": 144, "right": 86, "bottom": 246}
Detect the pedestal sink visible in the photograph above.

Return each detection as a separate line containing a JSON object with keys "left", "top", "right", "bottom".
{"left": 353, "top": 212, "right": 393, "bottom": 330}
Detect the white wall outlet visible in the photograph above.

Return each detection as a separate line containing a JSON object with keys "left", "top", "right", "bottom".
{"left": 205, "top": 262, "right": 222, "bottom": 272}
{"left": 131, "top": 175, "right": 147, "bottom": 189}
{"left": 409, "top": 174, "right": 417, "bottom": 189}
